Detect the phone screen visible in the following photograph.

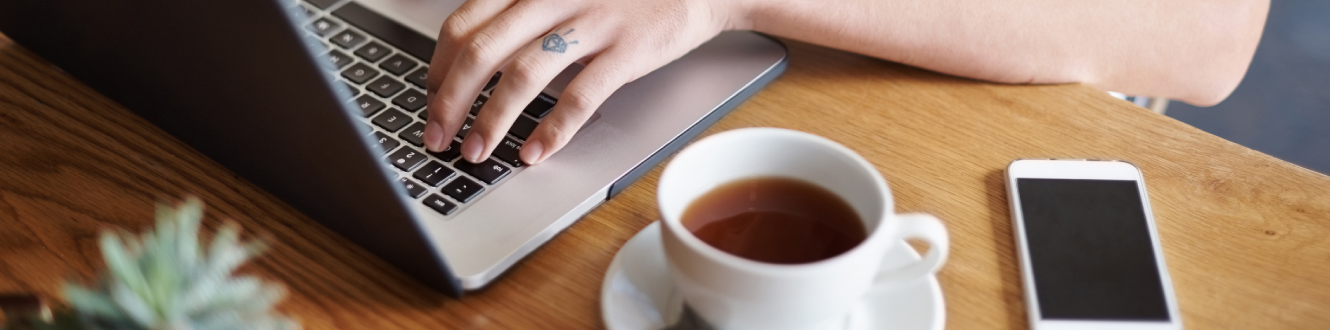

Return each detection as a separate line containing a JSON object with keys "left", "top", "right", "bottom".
{"left": 1017, "top": 178, "right": 1170, "bottom": 321}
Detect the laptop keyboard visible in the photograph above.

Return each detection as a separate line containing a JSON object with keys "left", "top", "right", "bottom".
{"left": 292, "top": 0, "right": 556, "bottom": 217}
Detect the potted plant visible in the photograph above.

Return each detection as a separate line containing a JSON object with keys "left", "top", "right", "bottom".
{"left": 1, "top": 198, "right": 298, "bottom": 330}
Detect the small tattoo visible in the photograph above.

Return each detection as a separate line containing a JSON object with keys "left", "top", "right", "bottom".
{"left": 542, "top": 29, "right": 579, "bottom": 53}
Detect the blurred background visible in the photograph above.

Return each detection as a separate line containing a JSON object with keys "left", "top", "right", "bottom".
{"left": 1165, "top": 0, "right": 1330, "bottom": 175}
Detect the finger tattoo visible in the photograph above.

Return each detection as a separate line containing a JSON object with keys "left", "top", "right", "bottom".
{"left": 541, "top": 28, "right": 579, "bottom": 53}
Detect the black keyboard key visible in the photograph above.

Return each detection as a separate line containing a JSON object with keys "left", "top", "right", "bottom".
{"left": 333, "top": 3, "right": 436, "bottom": 62}
{"left": 371, "top": 108, "right": 411, "bottom": 132}
{"left": 523, "top": 93, "right": 557, "bottom": 118}
{"left": 484, "top": 72, "right": 501, "bottom": 91}
{"left": 329, "top": 29, "right": 366, "bottom": 49}
{"left": 341, "top": 63, "right": 380, "bottom": 84}
{"left": 406, "top": 67, "right": 429, "bottom": 88}
{"left": 428, "top": 139, "right": 462, "bottom": 161}
{"left": 354, "top": 41, "right": 391, "bottom": 62}
{"left": 387, "top": 147, "right": 428, "bottom": 171}
{"left": 305, "top": 0, "right": 338, "bottom": 9}
{"left": 379, "top": 54, "right": 418, "bottom": 76}
{"left": 454, "top": 158, "right": 511, "bottom": 185}
{"left": 509, "top": 115, "right": 538, "bottom": 140}
{"left": 470, "top": 95, "right": 487, "bottom": 115}
{"left": 325, "top": 50, "right": 353, "bottom": 69}
{"left": 306, "top": 18, "right": 341, "bottom": 36}
{"left": 367, "top": 76, "right": 405, "bottom": 97}
{"left": 422, "top": 194, "right": 458, "bottom": 215}
{"left": 442, "top": 177, "right": 484, "bottom": 203}
{"left": 492, "top": 137, "right": 525, "bottom": 167}
{"left": 352, "top": 95, "right": 384, "bottom": 117}
{"left": 370, "top": 132, "right": 399, "bottom": 154}
{"left": 412, "top": 161, "right": 456, "bottom": 187}
{"left": 392, "top": 89, "right": 427, "bottom": 111}
{"left": 399, "top": 122, "right": 426, "bottom": 146}
{"left": 456, "top": 117, "right": 474, "bottom": 138}
{"left": 398, "top": 177, "right": 427, "bottom": 198}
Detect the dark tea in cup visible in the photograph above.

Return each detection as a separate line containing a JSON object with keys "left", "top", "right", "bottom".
{"left": 681, "top": 176, "right": 867, "bottom": 264}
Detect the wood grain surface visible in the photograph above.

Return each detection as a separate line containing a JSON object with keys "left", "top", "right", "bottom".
{"left": 1, "top": 31, "right": 1328, "bottom": 329}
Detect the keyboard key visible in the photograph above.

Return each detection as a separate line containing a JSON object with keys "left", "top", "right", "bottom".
{"left": 354, "top": 41, "right": 391, "bottom": 62}
{"left": 352, "top": 95, "right": 384, "bottom": 117}
{"left": 398, "top": 177, "right": 427, "bottom": 198}
{"left": 422, "top": 194, "right": 458, "bottom": 215}
{"left": 484, "top": 72, "right": 501, "bottom": 91}
{"left": 442, "top": 176, "right": 484, "bottom": 203}
{"left": 399, "top": 122, "right": 426, "bottom": 146}
{"left": 456, "top": 117, "right": 474, "bottom": 138}
{"left": 329, "top": 29, "right": 366, "bottom": 49}
{"left": 523, "top": 93, "right": 557, "bottom": 118}
{"left": 412, "top": 161, "right": 456, "bottom": 187}
{"left": 470, "top": 95, "right": 487, "bottom": 115}
{"left": 454, "top": 158, "right": 511, "bottom": 185}
{"left": 302, "top": 34, "right": 326, "bottom": 51}
{"left": 371, "top": 108, "right": 411, "bottom": 132}
{"left": 343, "top": 81, "right": 359, "bottom": 98}
{"left": 306, "top": 18, "right": 341, "bottom": 36}
{"left": 392, "top": 89, "right": 427, "bottom": 112}
{"left": 387, "top": 147, "right": 427, "bottom": 171}
{"left": 406, "top": 67, "right": 429, "bottom": 88}
{"left": 341, "top": 63, "right": 380, "bottom": 84}
{"left": 325, "top": 49, "right": 353, "bottom": 69}
{"left": 370, "top": 132, "right": 399, "bottom": 154}
{"left": 305, "top": 0, "right": 339, "bottom": 9}
{"left": 297, "top": 5, "right": 316, "bottom": 20}
{"left": 492, "top": 137, "right": 525, "bottom": 167}
{"left": 509, "top": 115, "right": 538, "bottom": 140}
{"left": 333, "top": 2, "right": 437, "bottom": 62}
{"left": 379, "top": 54, "right": 418, "bottom": 76}
{"left": 367, "top": 76, "right": 405, "bottom": 97}
{"left": 428, "top": 139, "right": 462, "bottom": 161}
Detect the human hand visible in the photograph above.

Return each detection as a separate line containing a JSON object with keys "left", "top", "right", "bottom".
{"left": 423, "top": 0, "right": 748, "bottom": 165}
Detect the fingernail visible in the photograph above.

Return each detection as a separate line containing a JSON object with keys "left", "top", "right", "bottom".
{"left": 461, "top": 134, "right": 484, "bottom": 162}
{"left": 424, "top": 120, "right": 444, "bottom": 152}
{"left": 520, "top": 140, "right": 544, "bottom": 165}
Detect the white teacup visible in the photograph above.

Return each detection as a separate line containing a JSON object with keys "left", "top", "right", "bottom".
{"left": 657, "top": 128, "right": 949, "bottom": 330}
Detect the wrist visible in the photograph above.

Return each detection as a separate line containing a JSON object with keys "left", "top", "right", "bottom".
{"left": 719, "top": 0, "right": 760, "bottom": 30}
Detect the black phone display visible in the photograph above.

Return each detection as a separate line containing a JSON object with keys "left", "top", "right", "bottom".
{"left": 1016, "top": 178, "right": 1170, "bottom": 321}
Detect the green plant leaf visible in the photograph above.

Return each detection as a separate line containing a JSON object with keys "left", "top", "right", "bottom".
{"left": 63, "top": 283, "right": 120, "bottom": 318}
{"left": 109, "top": 280, "right": 156, "bottom": 327}
{"left": 99, "top": 232, "right": 152, "bottom": 307}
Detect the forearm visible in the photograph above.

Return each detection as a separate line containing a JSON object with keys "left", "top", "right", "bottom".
{"left": 731, "top": 0, "right": 1268, "bottom": 106}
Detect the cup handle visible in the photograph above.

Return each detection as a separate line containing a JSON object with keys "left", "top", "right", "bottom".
{"left": 873, "top": 213, "right": 949, "bottom": 285}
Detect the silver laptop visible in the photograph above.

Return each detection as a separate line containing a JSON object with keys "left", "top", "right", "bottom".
{"left": 0, "top": 0, "right": 786, "bottom": 296}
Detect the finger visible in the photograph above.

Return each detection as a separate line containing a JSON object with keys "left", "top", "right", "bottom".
{"left": 520, "top": 49, "right": 634, "bottom": 165}
{"left": 427, "top": 0, "right": 515, "bottom": 95}
{"left": 463, "top": 25, "right": 596, "bottom": 163}
{"left": 424, "top": 1, "right": 572, "bottom": 152}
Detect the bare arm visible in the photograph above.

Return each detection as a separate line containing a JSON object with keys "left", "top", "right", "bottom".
{"left": 424, "top": 0, "right": 1269, "bottom": 165}
{"left": 736, "top": 0, "right": 1270, "bottom": 106}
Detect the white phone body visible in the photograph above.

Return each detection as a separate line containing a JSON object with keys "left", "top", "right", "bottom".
{"left": 1007, "top": 159, "right": 1182, "bottom": 330}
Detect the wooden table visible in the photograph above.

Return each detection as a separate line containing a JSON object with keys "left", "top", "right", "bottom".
{"left": 2, "top": 31, "right": 1328, "bottom": 329}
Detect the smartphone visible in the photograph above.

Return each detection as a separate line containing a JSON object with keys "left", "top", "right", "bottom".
{"left": 1006, "top": 159, "right": 1182, "bottom": 330}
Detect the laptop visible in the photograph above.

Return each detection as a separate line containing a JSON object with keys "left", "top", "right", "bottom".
{"left": 0, "top": 0, "right": 787, "bottom": 296}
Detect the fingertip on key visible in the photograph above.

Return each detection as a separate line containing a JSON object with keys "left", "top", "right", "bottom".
{"left": 461, "top": 134, "right": 485, "bottom": 163}
{"left": 424, "top": 120, "right": 445, "bottom": 152}
{"left": 520, "top": 140, "right": 544, "bottom": 165}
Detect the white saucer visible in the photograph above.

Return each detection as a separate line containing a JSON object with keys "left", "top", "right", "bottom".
{"left": 601, "top": 222, "right": 946, "bottom": 330}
